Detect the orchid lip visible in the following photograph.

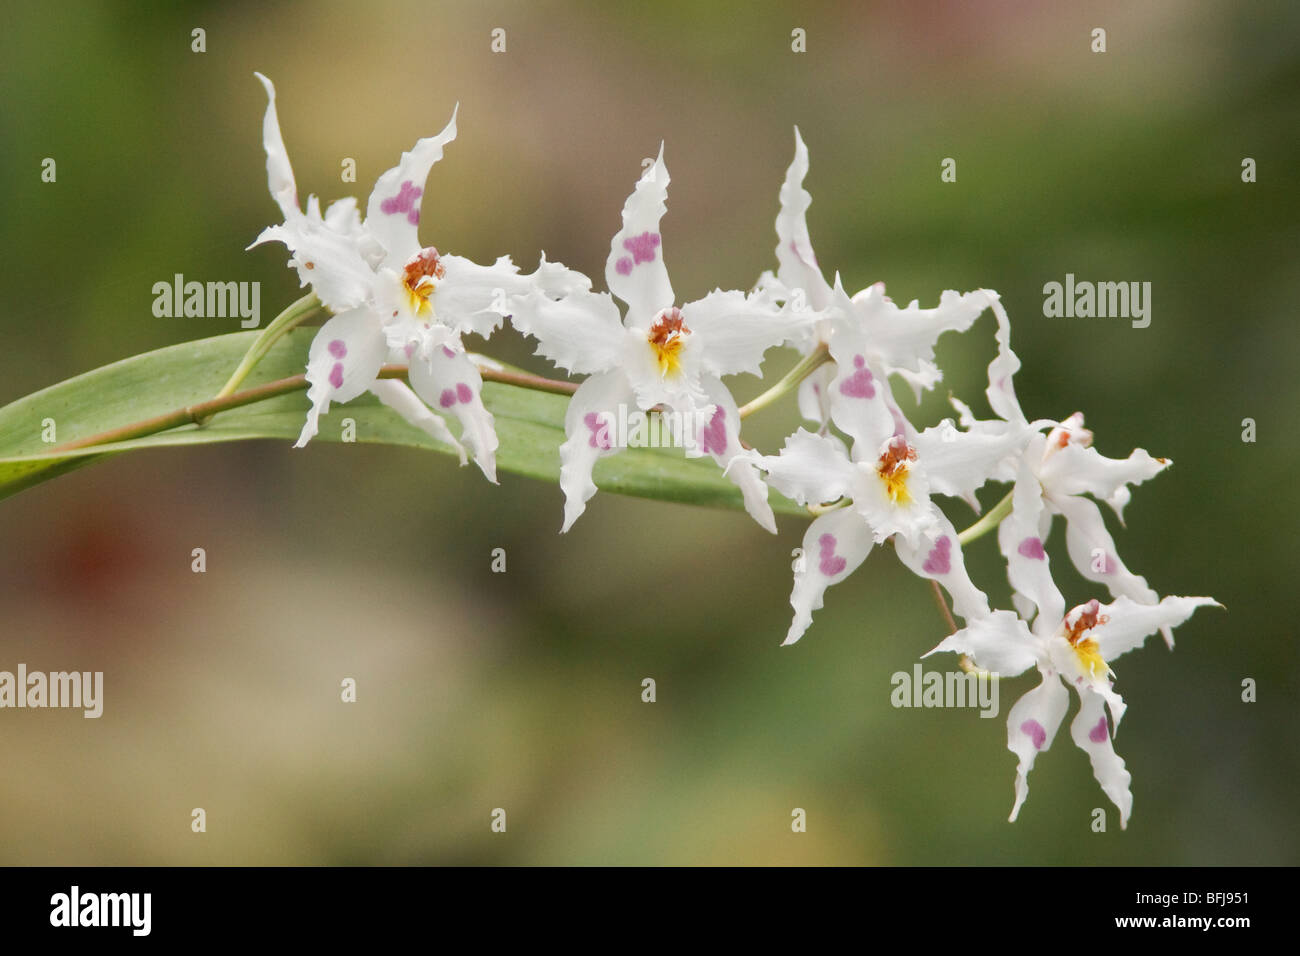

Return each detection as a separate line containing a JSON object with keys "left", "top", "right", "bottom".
{"left": 647, "top": 307, "right": 688, "bottom": 377}
{"left": 402, "top": 247, "right": 446, "bottom": 316}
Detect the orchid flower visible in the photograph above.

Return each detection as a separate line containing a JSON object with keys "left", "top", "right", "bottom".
{"left": 926, "top": 475, "right": 1219, "bottom": 826}
{"left": 249, "top": 73, "right": 589, "bottom": 480}
{"left": 756, "top": 129, "right": 994, "bottom": 427}
{"left": 510, "top": 147, "right": 813, "bottom": 532}
{"left": 749, "top": 295, "right": 1037, "bottom": 644}
{"left": 951, "top": 295, "right": 1176, "bottom": 641}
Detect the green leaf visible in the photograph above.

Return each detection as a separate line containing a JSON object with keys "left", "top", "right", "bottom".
{"left": 0, "top": 330, "right": 806, "bottom": 517}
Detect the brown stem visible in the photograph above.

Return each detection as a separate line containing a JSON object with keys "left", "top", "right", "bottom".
{"left": 928, "top": 578, "right": 978, "bottom": 674}
{"left": 51, "top": 364, "right": 576, "bottom": 454}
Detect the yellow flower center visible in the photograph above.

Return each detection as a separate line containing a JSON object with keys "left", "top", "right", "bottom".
{"left": 876, "top": 436, "right": 917, "bottom": 505}
{"left": 1064, "top": 599, "right": 1110, "bottom": 678}
{"left": 648, "top": 308, "right": 688, "bottom": 377}
{"left": 402, "top": 247, "right": 445, "bottom": 317}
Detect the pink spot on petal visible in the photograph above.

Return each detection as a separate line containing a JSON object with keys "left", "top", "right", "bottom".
{"left": 921, "top": 536, "right": 951, "bottom": 576}
{"left": 328, "top": 363, "right": 344, "bottom": 389}
{"left": 615, "top": 257, "right": 633, "bottom": 276}
{"left": 1017, "top": 537, "right": 1046, "bottom": 560}
{"left": 380, "top": 180, "right": 423, "bottom": 223}
{"left": 328, "top": 339, "right": 347, "bottom": 359}
{"left": 1089, "top": 717, "right": 1109, "bottom": 743}
{"left": 701, "top": 406, "right": 728, "bottom": 456}
{"left": 622, "top": 231, "right": 660, "bottom": 265}
{"left": 838, "top": 356, "right": 875, "bottom": 399}
{"left": 442, "top": 346, "right": 456, "bottom": 358}
{"left": 455, "top": 383, "right": 473, "bottom": 404}
{"left": 439, "top": 389, "right": 456, "bottom": 408}
{"left": 403, "top": 342, "right": 416, "bottom": 359}
{"left": 818, "top": 533, "right": 847, "bottom": 576}
{"left": 583, "top": 411, "right": 612, "bottom": 449}
{"left": 1021, "top": 719, "right": 1047, "bottom": 750}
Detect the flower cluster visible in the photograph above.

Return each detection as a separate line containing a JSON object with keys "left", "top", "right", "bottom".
{"left": 250, "top": 78, "right": 1218, "bottom": 828}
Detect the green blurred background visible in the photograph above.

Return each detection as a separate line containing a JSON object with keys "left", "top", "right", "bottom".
{"left": 0, "top": 0, "right": 1295, "bottom": 864}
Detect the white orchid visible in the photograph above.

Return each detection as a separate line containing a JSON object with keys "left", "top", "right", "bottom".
{"left": 757, "top": 129, "right": 995, "bottom": 427}
{"left": 250, "top": 73, "right": 588, "bottom": 480}
{"left": 927, "top": 476, "right": 1220, "bottom": 827}
{"left": 951, "top": 295, "right": 1177, "bottom": 641}
{"left": 510, "top": 147, "right": 814, "bottom": 532}
{"left": 750, "top": 288, "right": 1037, "bottom": 645}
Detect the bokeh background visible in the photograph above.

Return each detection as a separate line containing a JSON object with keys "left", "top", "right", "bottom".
{"left": 0, "top": 0, "right": 1295, "bottom": 864}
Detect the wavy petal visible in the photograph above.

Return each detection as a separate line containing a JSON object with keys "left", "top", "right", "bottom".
{"left": 774, "top": 127, "right": 833, "bottom": 311}
{"left": 1039, "top": 442, "right": 1169, "bottom": 521}
{"left": 925, "top": 608, "right": 1039, "bottom": 678}
{"left": 1069, "top": 690, "right": 1133, "bottom": 829}
{"left": 997, "top": 459, "right": 1067, "bottom": 627}
{"left": 1050, "top": 492, "right": 1160, "bottom": 609}
{"left": 557, "top": 370, "right": 636, "bottom": 532}
{"left": 694, "top": 376, "right": 776, "bottom": 532}
{"left": 365, "top": 106, "right": 458, "bottom": 268}
{"left": 895, "top": 514, "right": 991, "bottom": 624}
{"left": 1094, "top": 595, "right": 1221, "bottom": 661}
{"left": 368, "top": 378, "right": 465, "bottom": 464}
{"left": 407, "top": 342, "right": 498, "bottom": 481}
{"left": 511, "top": 287, "right": 627, "bottom": 376}
{"left": 753, "top": 428, "right": 857, "bottom": 507}
{"left": 784, "top": 507, "right": 875, "bottom": 645}
{"left": 683, "top": 289, "right": 810, "bottom": 378}
{"left": 606, "top": 146, "right": 674, "bottom": 320}
{"left": 1006, "top": 671, "right": 1070, "bottom": 822}
{"left": 295, "top": 309, "right": 387, "bottom": 447}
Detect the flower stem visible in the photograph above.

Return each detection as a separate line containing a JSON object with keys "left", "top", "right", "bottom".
{"left": 955, "top": 488, "right": 1014, "bottom": 547}
{"left": 198, "top": 291, "right": 321, "bottom": 422}
{"left": 738, "top": 342, "right": 831, "bottom": 420}
{"left": 52, "top": 364, "right": 576, "bottom": 453}
{"left": 928, "top": 579, "right": 985, "bottom": 675}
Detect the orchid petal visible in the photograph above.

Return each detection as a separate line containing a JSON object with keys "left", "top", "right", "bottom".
{"left": 1006, "top": 671, "right": 1070, "bottom": 822}
{"left": 1050, "top": 492, "right": 1160, "bottom": 608}
{"left": 983, "top": 291, "right": 1026, "bottom": 424}
{"left": 1039, "top": 441, "right": 1169, "bottom": 521}
{"left": 895, "top": 515, "right": 991, "bottom": 624}
{"left": 368, "top": 378, "right": 466, "bottom": 464}
{"left": 683, "top": 289, "right": 811, "bottom": 378}
{"left": 997, "top": 460, "right": 1067, "bottom": 627}
{"left": 364, "top": 105, "right": 458, "bottom": 268}
{"left": 511, "top": 288, "right": 626, "bottom": 376}
{"left": 914, "top": 418, "right": 1032, "bottom": 510}
{"left": 606, "top": 146, "right": 673, "bottom": 320}
{"left": 557, "top": 370, "right": 636, "bottom": 532}
{"left": 1093, "top": 595, "right": 1221, "bottom": 661}
{"left": 295, "top": 309, "right": 387, "bottom": 448}
{"left": 825, "top": 279, "right": 899, "bottom": 454}
{"left": 1069, "top": 690, "right": 1133, "bottom": 829}
{"left": 784, "top": 507, "right": 875, "bottom": 645}
{"left": 696, "top": 376, "right": 776, "bottom": 533}
{"left": 925, "top": 609, "right": 1039, "bottom": 678}
{"left": 851, "top": 286, "right": 992, "bottom": 385}
{"left": 796, "top": 362, "right": 835, "bottom": 428}
{"left": 407, "top": 343, "right": 498, "bottom": 482}
{"left": 774, "top": 127, "right": 832, "bottom": 311}
{"left": 753, "top": 428, "right": 857, "bottom": 507}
